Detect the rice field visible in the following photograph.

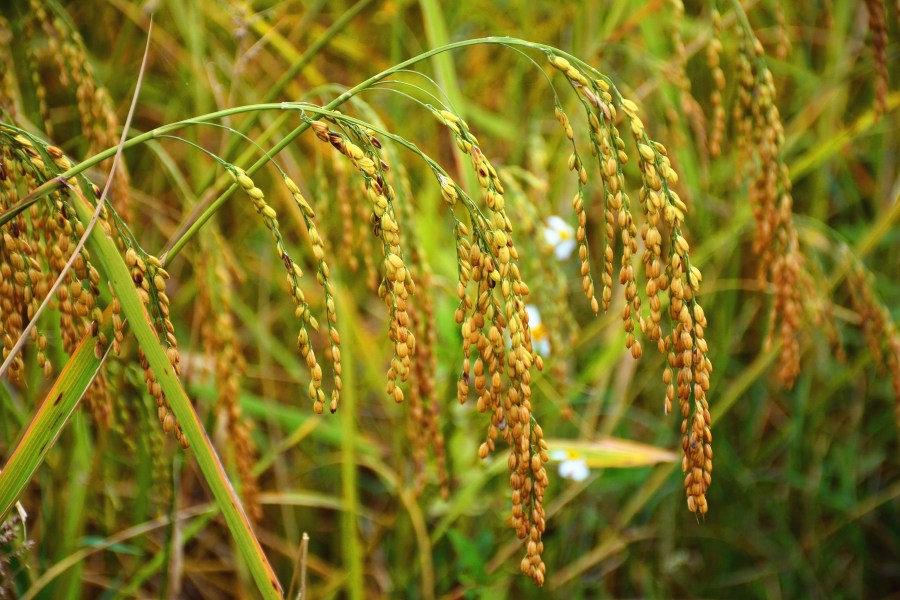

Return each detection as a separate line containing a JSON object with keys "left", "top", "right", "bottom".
{"left": 0, "top": 0, "right": 899, "bottom": 598}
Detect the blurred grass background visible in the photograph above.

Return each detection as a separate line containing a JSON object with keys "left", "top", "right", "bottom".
{"left": 2, "top": 0, "right": 900, "bottom": 598}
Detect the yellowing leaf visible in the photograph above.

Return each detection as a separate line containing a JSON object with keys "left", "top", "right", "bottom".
{"left": 545, "top": 437, "right": 678, "bottom": 469}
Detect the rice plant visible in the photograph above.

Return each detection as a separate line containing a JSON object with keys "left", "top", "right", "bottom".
{"left": 0, "top": 0, "right": 898, "bottom": 598}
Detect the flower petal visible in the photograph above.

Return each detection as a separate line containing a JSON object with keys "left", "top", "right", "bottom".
{"left": 547, "top": 215, "right": 572, "bottom": 234}
{"left": 543, "top": 226, "right": 561, "bottom": 247}
{"left": 555, "top": 239, "right": 577, "bottom": 261}
{"left": 525, "top": 305, "right": 542, "bottom": 329}
{"left": 559, "top": 458, "right": 590, "bottom": 481}
{"left": 570, "top": 460, "right": 590, "bottom": 481}
{"left": 550, "top": 450, "right": 568, "bottom": 461}
{"left": 558, "top": 460, "right": 577, "bottom": 479}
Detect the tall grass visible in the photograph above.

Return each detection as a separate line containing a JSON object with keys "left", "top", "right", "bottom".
{"left": 0, "top": 0, "right": 899, "bottom": 598}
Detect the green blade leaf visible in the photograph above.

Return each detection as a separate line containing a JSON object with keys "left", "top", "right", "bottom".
{"left": 0, "top": 305, "right": 115, "bottom": 522}
{"left": 66, "top": 187, "right": 283, "bottom": 599}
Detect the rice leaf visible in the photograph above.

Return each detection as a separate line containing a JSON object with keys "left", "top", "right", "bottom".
{"left": 0, "top": 306, "right": 115, "bottom": 522}
{"left": 545, "top": 437, "right": 678, "bottom": 468}
{"left": 66, "top": 184, "right": 283, "bottom": 599}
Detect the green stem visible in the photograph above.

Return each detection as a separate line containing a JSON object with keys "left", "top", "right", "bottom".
{"left": 194, "top": 0, "right": 376, "bottom": 193}
{"left": 161, "top": 37, "right": 560, "bottom": 265}
{"left": 418, "top": 0, "right": 479, "bottom": 195}
{"left": 339, "top": 284, "right": 363, "bottom": 600}
{"left": 0, "top": 104, "right": 282, "bottom": 228}
{"left": 4, "top": 37, "right": 602, "bottom": 260}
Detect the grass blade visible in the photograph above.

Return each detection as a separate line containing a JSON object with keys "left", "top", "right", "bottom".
{"left": 21, "top": 504, "right": 215, "bottom": 600}
{"left": 417, "top": 0, "right": 478, "bottom": 195}
{"left": 337, "top": 286, "right": 364, "bottom": 600}
{"left": 67, "top": 186, "right": 283, "bottom": 598}
{"left": 0, "top": 306, "right": 115, "bottom": 522}
{"left": 169, "top": 0, "right": 376, "bottom": 232}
